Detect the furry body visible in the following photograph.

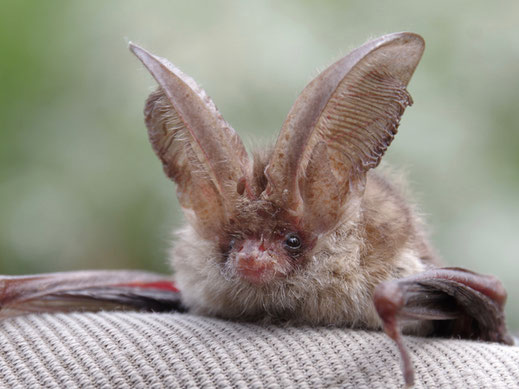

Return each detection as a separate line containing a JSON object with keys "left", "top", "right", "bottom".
{"left": 172, "top": 164, "right": 437, "bottom": 328}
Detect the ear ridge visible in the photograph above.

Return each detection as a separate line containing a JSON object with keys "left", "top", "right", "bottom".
{"left": 318, "top": 66, "right": 413, "bottom": 181}
{"left": 130, "top": 43, "right": 251, "bottom": 235}
{"left": 264, "top": 32, "right": 424, "bottom": 214}
{"left": 144, "top": 91, "right": 226, "bottom": 236}
{"left": 299, "top": 142, "right": 341, "bottom": 234}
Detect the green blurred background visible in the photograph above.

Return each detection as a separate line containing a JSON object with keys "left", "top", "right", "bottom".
{"left": 0, "top": 1, "right": 518, "bottom": 328}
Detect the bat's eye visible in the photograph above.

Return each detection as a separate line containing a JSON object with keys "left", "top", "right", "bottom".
{"left": 284, "top": 233, "right": 302, "bottom": 252}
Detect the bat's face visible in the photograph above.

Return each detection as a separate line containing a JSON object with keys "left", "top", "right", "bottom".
{"left": 130, "top": 33, "right": 428, "bottom": 324}
{"left": 216, "top": 174, "right": 317, "bottom": 286}
{"left": 222, "top": 219, "right": 310, "bottom": 286}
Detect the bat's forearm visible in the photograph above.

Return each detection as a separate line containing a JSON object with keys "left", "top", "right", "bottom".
{"left": 0, "top": 271, "right": 183, "bottom": 319}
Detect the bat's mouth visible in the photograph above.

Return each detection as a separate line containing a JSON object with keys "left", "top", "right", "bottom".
{"left": 236, "top": 259, "right": 277, "bottom": 285}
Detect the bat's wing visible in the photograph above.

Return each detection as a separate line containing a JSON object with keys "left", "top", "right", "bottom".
{"left": 373, "top": 267, "right": 514, "bottom": 387}
{"left": 0, "top": 271, "right": 184, "bottom": 319}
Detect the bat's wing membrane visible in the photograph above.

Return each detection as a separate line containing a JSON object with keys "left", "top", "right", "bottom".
{"left": 0, "top": 271, "right": 183, "bottom": 319}
{"left": 374, "top": 267, "right": 514, "bottom": 386}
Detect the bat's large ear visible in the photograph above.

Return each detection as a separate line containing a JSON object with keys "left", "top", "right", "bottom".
{"left": 130, "top": 43, "right": 251, "bottom": 238}
{"left": 264, "top": 33, "right": 424, "bottom": 233}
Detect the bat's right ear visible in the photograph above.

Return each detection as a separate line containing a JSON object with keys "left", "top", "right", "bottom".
{"left": 264, "top": 33, "right": 424, "bottom": 233}
{"left": 130, "top": 43, "right": 251, "bottom": 238}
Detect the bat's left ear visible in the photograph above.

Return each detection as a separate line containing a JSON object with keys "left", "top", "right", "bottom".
{"left": 264, "top": 33, "right": 424, "bottom": 233}
{"left": 130, "top": 43, "right": 251, "bottom": 238}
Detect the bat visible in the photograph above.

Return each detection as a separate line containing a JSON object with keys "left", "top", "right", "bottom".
{"left": 0, "top": 32, "right": 513, "bottom": 386}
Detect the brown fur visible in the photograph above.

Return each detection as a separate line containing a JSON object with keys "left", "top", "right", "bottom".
{"left": 171, "top": 151, "right": 437, "bottom": 329}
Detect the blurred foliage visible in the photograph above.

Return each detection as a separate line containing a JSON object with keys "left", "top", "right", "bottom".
{"left": 0, "top": 1, "right": 518, "bottom": 328}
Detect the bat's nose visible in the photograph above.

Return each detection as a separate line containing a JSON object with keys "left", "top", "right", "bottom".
{"left": 235, "top": 240, "right": 276, "bottom": 285}
{"left": 237, "top": 254, "right": 256, "bottom": 265}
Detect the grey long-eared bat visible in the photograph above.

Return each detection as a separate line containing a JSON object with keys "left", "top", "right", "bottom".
{"left": 0, "top": 32, "right": 513, "bottom": 386}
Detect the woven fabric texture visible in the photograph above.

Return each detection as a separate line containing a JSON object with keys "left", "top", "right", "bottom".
{"left": 0, "top": 312, "right": 517, "bottom": 388}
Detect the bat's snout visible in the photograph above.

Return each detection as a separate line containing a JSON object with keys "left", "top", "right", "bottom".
{"left": 232, "top": 239, "right": 290, "bottom": 285}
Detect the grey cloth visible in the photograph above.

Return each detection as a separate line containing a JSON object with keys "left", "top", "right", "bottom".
{"left": 0, "top": 312, "right": 517, "bottom": 388}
